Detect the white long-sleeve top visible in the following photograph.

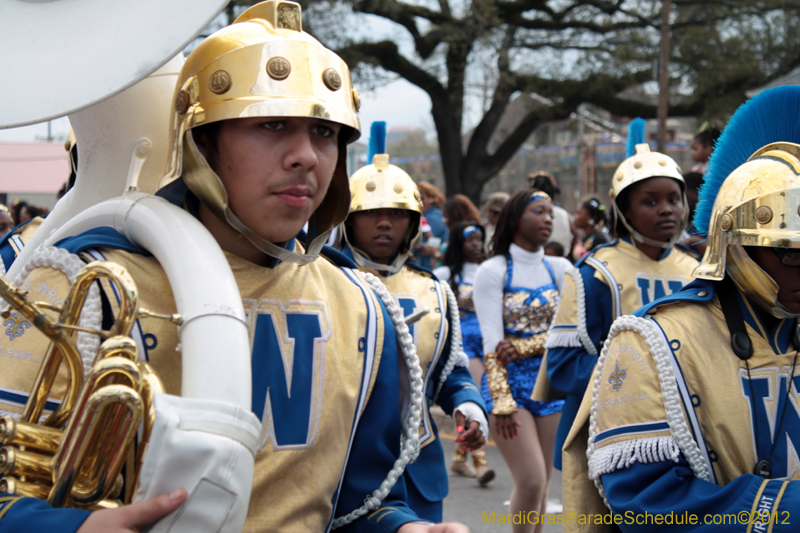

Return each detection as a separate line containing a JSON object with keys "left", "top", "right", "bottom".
{"left": 473, "top": 243, "right": 571, "bottom": 355}
{"left": 432, "top": 262, "right": 480, "bottom": 285}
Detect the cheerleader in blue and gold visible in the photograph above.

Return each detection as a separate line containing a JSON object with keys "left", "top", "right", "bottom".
{"left": 474, "top": 189, "right": 570, "bottom": 533}
{"left": 435, "top": 222, "right": 495, "bottom": 485}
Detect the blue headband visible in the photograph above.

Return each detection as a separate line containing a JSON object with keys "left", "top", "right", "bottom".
{"left": 527, "top": 191, "right": 552, "bottom": 204}
{"left": 463, "top": 225, "right": 480, "bottom": 238}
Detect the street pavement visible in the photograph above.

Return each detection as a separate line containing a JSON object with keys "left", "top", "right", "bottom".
{"left": 433, "top": 407, "right": 563, "bottom": 532}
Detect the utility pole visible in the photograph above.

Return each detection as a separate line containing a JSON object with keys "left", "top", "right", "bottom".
{"left": 657, "top": 0, "right": 671, "bottom": 152}
{"left": 577, "top": 104, "right": 585, "bottom": 203}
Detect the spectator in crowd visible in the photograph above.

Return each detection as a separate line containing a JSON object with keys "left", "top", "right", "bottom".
{"left": 690, "top": 126, "right": 722, "bottom": 173}
{"left": 416, "top": 181, "right": 449, "bottom": 268}
{"left": 434, "top": 222, "right": 495, "bottom": 486}
{"left": 571, "top": 197, "right": 610, "bottom": 260}
{"left": 528, "top": 172, "right": 573, "bottom": 257}
{"left": 0, "top": 206, "right": 13, "bottom": 238}
{"left": 679, "top": 171, "right": 707, "bottom": 256}
{"left": 482, "top": 192, "right": 509, "bottom": 254}
{"left": 544, "top": 242, "right": 564, "bottom": 257}
{"left": 9, "top": 200, "right": 28, "bottom": 226}
{"left": 443, "top": 194, "right": 482, "bottom": 229}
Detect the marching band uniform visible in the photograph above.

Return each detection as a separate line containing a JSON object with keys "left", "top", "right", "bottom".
{"left": 341, "top": 152, "right": 487, "bottom": 522}
{"left": 562, "top": 87, "right": 800, "bottom": 532}
{"left": 541, "top": 145, "right": 698, "bottom": 470}
{"left": 474, "top": 241, "right": 570, "bottom": 417}
{"left": 0, "top": 223, "right": 423, "bottom": 532}
{"left": 0, "top": 3, "right": 434, "bottom": 531}
{"left": 0, "top": 217, "right": 44, "bottom": 273}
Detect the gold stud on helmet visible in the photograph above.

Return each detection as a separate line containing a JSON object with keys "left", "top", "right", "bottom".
{"left": 609, "top": 144, "right": 688, "bottom": 248}
{"left": 344, "top": 154, "right": 423, "bottom": 273}
{"left": 160, "top": 0, "right": 361, "bottom": 265}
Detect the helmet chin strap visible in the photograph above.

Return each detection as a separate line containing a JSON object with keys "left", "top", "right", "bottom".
{"left": 225, "top": 208, "right": 330, "bottom": 266}
{"left": 727, "top": 245, "right": 800, "bottom": 319}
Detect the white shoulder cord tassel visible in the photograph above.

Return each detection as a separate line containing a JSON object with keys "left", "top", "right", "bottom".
{"left": 587, "top": 315, "right": 711, "bottom": 509}
{"left": 433, "top": 281, "right": 467, "bottom": 403}
{"left": 332, "top": 271, "right": 425, "bottom": 529}
{"left": 9, "top": 247, "right": 103, "bottom": 378}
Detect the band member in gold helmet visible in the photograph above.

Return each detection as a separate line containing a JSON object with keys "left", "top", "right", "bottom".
{"left": 340, "top": 124, "right": 488, "bottom": 521}
{"left": 0, "top": 3, "right": 467, "bottom": 531}
{"left": 561, "top": 86, "right": 800, "bottom": 532}
{"left": 538, "top": 122, "right": 699, "bottom": 474}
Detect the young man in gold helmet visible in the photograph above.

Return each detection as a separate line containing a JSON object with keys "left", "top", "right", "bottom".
{"left": 0, "top": 3, "right": 467, "bottom": 532}
{"left": 340, "top": 127, "right": 488, "bottom": 522}
{"left": 561, "top": 86, "right": 800, "bottom": 532}
{"left": 537, "top": 132, "right": 699, "bottom": 473}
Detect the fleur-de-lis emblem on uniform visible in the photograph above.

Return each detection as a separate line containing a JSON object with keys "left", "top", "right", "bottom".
{"left": 609, "top": 362, "right": 627, "bottom": 391}
{"left": 4, "top": 311, "right": 31, "bottom": 340}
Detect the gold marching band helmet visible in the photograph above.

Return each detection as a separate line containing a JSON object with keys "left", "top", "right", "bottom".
{"left": 609, "top": 144, "right": 688, "bottom": 248}
{"left": 694, "top": 143, "right": 800, "bottom": 316}
{"left": 344, "top": 153, "right": 424, "bottom": 273}
{"left": 689, "top": 86, "right": 800, "bottom": 318}
{"left": 160, "top": 0, "right": 362, "bottom": 265}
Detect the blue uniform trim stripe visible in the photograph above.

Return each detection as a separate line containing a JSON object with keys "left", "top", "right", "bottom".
{"left": 328, "top": 268, "right": 378, "bottom": 531}
{"left": 417, "top": 279, "right": 448, "bottom": 445}
{"left": 0, "top": 388, "right": 60, "bottom": 412}
{"left": 550, "top": 324, "right": 577, "bottom": 331}
{"left": 595, "top": 421, "right": 670, "bottom": 443}
{"left": 752, "top": 480, "right": 783, "bottom": 533}
{"left": 9, "top": 236, "right": 24, "bottom": 255}
{"left": 585, "top": 257, "right": 621, "bottom": 318}
{"left": 649, "top": 316, "right": 717, "bottom": 484}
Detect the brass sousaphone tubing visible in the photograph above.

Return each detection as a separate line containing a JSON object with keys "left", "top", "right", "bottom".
{"left": 0, "top": 261, "right": 165, "bottom": 508}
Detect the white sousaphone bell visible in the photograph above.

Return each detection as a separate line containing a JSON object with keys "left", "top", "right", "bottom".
{"left": 0, "top": 1, "right": 260, "bottom": 531}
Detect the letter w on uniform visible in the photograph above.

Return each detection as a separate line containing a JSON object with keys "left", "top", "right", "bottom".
{"left": 742, "top": 372, "right": 800, "bottom": 479}
{"left": 636, "top": 275, "right": 685, "bottom": 306}
{"left": 249, "top": 301, "right": 331, "bottom": 451}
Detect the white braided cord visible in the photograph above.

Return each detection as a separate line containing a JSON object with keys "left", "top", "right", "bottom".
{"left": 7, "top": 247, "right": 102, "bottom": 376}
{"left": 432, "top": 281, "right": 468, "bottom": 403}
{"left": 543, "top": 267, "right": 596, "bottom": 354}
{"left": 571, "top": 266, "right": 598, "bottom": 355}
{"left": 331, "top": 271, "right": 424, "bottom": 529}
{"left": 587, "top": 315, "right": 712, "bottom": 509}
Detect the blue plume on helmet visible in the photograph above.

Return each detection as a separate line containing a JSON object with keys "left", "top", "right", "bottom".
{"left": 694, "top": 86, "right": 800, "bottom": 235}
{"left": 626, "top": 118, "right": 646, "bottom": 158}
{"left": 366, "top": 121, "right": 387, "bottom": 166}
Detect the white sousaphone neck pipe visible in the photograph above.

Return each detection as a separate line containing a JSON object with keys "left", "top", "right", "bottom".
{"left": 39, "top": 192, "right": 251, "bottom": 410}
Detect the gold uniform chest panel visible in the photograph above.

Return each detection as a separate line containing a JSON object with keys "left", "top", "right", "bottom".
{"left": 380, "top": 268, "right": 448, "bottom": 447}
{"left": 590, "top": 240, "right": 698, "bottom": 316}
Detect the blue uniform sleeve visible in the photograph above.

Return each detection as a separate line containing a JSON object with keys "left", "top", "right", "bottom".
{"left": 547, "top": 267, "right": 613, "bottom": 396}
{"left": 0, "top": 495, "right": 89, "bottom": 533}
{"left": 335, "top": 302, "right": 422, "bottom": 532}
{"left": 428, "top": 307, "right": 486, "bottom": 417}
{"left": 0, "top": 242, "right": 16, "bottom": 273}
{"left": 601, "top": 459, "right": 799, "bottom": 531}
